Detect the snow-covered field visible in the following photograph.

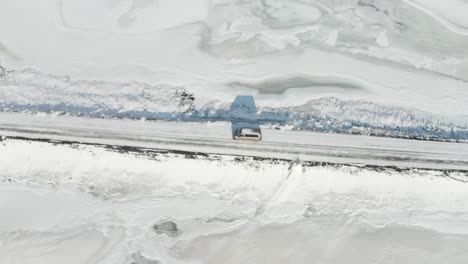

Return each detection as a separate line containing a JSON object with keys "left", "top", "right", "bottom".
{"left": 1, "top": 0, "right": 468, "bottom": 263}
{"left": 1, "top": 138, "right": 468, "bottom": 264}
{"left": 1, "top": 0, "right": 468, "bottom": 140}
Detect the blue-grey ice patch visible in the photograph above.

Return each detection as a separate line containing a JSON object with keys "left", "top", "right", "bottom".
{"left": 131, "top": 252, "right": 160, "bottom": 264}
{"left": 153, "top": 220, "right": 182, "bottom": 237}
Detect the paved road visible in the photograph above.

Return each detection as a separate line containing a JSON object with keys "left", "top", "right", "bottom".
{"left": 0, "top": 112, "right": 467, "bottom": 170}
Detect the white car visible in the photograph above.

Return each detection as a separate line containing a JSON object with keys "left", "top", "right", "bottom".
{"left": 233, "top": 128, "right": 262, "bottom": 142}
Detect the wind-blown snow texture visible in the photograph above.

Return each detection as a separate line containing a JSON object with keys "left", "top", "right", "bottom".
{"left": 1, "top": 0, "right": 468, "bottom": 142}
{"left": 1, "top": 138, "right": 468, "bottom": 263}
{"left": 1, "top": 1, "right": 468, "bottom": 263}
{"left": 1, "top": 68, "right": 467, "bottom": 142}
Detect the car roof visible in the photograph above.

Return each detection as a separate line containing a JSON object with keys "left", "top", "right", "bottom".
{"left": 240, "top": 128, "right": 261, "bottom": 133}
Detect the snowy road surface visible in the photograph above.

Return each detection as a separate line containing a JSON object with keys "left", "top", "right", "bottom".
{"left": 2, "top": 1, "right": 468, "bottom": 263}
{"left": 0, "top": 112, "right": 467, "bottom": 171}
{"left": 2, "top": 135, "right": 468, "bottom": 264}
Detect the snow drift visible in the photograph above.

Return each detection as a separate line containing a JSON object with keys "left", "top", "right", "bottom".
{"left": 1, "top": 68, "right": 467, "bottom": 141}
{"left": 0, "top": 138, "right": 468, "bottom": 263}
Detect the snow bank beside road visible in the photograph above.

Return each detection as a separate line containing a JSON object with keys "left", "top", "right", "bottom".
{"left": 1, "top": 68, "right": 467, "bottom": 141}
{"left": 0, "top": 68, "right": 192, "bottom": 115}
{"left": 1, "top": 138, "right": 467, "bottom": 234}
{"left": 1, "top": 138, "right": 468, "bottom": 263}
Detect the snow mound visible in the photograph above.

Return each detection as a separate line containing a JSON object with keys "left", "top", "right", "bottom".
{"left": 1, "top": 68, "right": 467, "bottom": 141}
{"left": 259, "top": 98, "right": 468, "bottom": 142}
{"left": 0, "top": 68, "right": 194, "bottom": 115}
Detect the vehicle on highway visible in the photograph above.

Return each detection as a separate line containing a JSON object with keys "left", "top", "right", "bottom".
{"left": 230, "top": 95, "right": 262, "bottom": 142}
{"left": 233, "top": 127, "right": 262, "bottom": 142}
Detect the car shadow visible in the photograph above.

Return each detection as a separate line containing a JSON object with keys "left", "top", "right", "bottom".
{"left": 230, "top": 95, "right": 261, "bottom": 139}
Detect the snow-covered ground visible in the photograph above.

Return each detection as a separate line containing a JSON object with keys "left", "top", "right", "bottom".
{"left": 1, "top": 0, "right": 468, "bottom": 263}
{"left": 1, "top": 68, "right": 468, "bottom": 141}
{"left": 1, "top": 138, "right": 468, "bottom": 264}
{"left": 403, "top": 0, "right": 468, "bottom": 35}
{"left": 1, "top": 0, "right": 468, "bottom": 140}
